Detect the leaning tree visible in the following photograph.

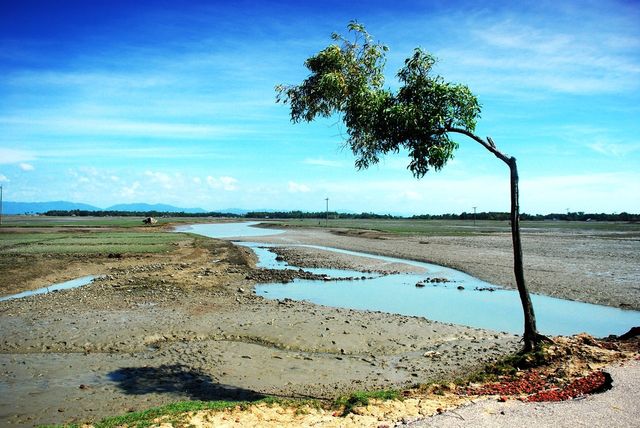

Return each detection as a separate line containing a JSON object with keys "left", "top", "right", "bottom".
{"left": 276, "top": 22, "right": 547, "bottom": 351}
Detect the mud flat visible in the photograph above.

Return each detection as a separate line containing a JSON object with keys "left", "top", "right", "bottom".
{"left": 0, "top": 231, "right": 520, "bottom": 426}
{"left": 247, "top": 224, "right": 640, "bottom": 311}
{"left": 1, "top": 222, "right": 637, "bottom": 426}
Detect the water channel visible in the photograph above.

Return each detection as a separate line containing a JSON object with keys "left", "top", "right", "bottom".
{"left": 184, "top": 222, "right": 640, "bottom": 338}
{"left": 0, "top": 275, "right": 97, "bottom": 302}
{"left": 4, "top": 222, "right": 637, "bottom": 338}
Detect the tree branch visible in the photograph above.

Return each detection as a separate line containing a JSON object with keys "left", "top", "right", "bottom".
{"left": 446, "top": 126, "right": 510, "bottom": 164}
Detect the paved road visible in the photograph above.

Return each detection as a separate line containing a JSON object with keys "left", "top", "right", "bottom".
{"left": 406, "top": 359, "right": 640, "bottom": 427}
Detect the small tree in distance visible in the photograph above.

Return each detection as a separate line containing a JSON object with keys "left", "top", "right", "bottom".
{"left": 276, "top": 22, "right": 547, "bottom": 351}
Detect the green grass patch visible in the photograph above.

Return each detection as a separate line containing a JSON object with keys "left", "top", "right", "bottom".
{"left": 0, "top": 231, "right": 188, "bottom": 255}
{"left": 42, "top": 396, "right": 324, "bottom": 428}
{"left": 334, "top": 389, "right": 401, "bottom": 416}
{"left": 92, "top": 400, "right": 242, "bottom": 428}
{"left": 0, "top": 216, "right": 215, "bottom": 228}
{"left": 452, "top": 346, "right": 550, "bottom": 385}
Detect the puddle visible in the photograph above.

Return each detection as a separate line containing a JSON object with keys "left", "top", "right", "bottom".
{"left": 0, "top": 275, "right": 97, "bottom": 302}
{"left": 239, "top": 242, "right": 379, "bottom": 279}
{"left": 175, "top": 222, "right": 285, "bottom": 239}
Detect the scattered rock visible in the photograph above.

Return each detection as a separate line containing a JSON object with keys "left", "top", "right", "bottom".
{"left": 142, "top": 217, "right": 157, "bottom": 225}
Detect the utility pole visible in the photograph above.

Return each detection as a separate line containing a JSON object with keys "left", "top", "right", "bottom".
{"left": 0, "top": 185, "right": 3, "bottom": 226}
{"left": 472, "top": 206, "right": 477, "bottom": 226}
{"left": 325, "top": 197, "right": 329, "bottom": 227}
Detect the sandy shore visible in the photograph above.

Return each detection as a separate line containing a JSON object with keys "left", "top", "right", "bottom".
{"left": 0, "top": 223, "right": 637, "bottom": 426}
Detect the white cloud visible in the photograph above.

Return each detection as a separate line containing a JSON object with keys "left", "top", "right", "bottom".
{"left": 440, "top": 17, "right": 640, "bottom": 95}
{"left": 0, "top": 148, "right": 36, "bottom": 164}
{"left": 557, "top": 125, "right": 640, "bottom": 157}
{"left": 0, "top": 174, "right": 8, "bottom": 182}
{"left": 207, "top": 175, "right": 238, "bottom": 191}
{"left": 520, "top": 172, "right": 640, "bottom": 213}
{"left": 144, "top": 170, "right": 173, "bottom": 188}
{"left": 8, "top": 70, "right": 170, "bottom": 89}
{"left": 303, "top": 158, "right": 344, "bottom": 167}
{"left": 288, "top": 181, "right": 311, "bottom": 193}
{"left": 0, "top": 116, "right": 250, "bottom": 139}
{"left": 121, "top": 181, "right": 141, "bottom": 199}
{"left": 588, "top": 141, "right": 640, "bottom": 157}
{"left": 19, "top": 163, "right": 35, "bottom": 171}
{"left": 399, "top": 190, "right": 422, "bottom": 201}
{"left": 306, "top": 171, "right": 640, "bottom": 215}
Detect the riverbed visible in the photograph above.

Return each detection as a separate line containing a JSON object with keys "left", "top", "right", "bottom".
{"left": 1, "top": 222, "right": 527, "bottom": 426}
{"left": 184, "top": 222, "right": 640, "bottom": 337}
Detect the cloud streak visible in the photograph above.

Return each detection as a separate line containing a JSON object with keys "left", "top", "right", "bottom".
{"left": 0, "top": 148, "right": 36, "bottom": 164}
{"left": 303, "top": 158, "right": 344, "bottom": 168}
{"left": 288, "top": 181, "right": 310, "bottom": 193}
{"left": 0, "top": 116, "right": 251, "bottom": 139}
{"left": 207, "top": 176, "right": 238, "bottom": 191}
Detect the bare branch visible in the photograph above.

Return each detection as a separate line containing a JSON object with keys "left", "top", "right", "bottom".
{"left": 446, "top": 126, "right": 510, "bottom": 165}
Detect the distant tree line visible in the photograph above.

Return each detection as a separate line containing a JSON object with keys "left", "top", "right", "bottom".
{"left": 245, "top": 211, "right": 396, "bottom": 219}
{"left": 43, "top": 209, "right": 638, "bottom": 222}
{"left": 412, "top": 211, "right": 639, "bottom": 222}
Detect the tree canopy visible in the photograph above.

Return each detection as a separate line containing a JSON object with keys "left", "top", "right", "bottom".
{"left": 277, "top": 21, "right": 547, "bottom": 351}
{"left": 276, "top": 21, "right": 481, "bottom": 177}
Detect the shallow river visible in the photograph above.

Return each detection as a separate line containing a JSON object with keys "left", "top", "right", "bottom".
{"left": 183, "top": 222, "right": 640, "bottom": 338}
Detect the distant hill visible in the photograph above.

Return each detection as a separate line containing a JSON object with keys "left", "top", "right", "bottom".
{"left": 3, "top": 201, "right": 208, "bottom": 215}
{"left": 216, "top": 208, "right": 250, "bottom": 215}
{"left": 106, "top": 203, "right": 206, "bottom": 214}
{"left": 2, "top": 201, "right": 101, "bottom": 215}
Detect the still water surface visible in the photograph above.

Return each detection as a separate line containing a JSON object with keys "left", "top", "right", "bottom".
{"left": 188, "top": 222, "right": 640, "bottom": 337}
{"left": 175, "top": 221, "right": 285, "bottom": 238}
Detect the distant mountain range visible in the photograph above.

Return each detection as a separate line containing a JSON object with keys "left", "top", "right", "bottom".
{"left": 2, "top": 201, "right": 360, "bottom": 216}
{"left": 3, "top": 201, "right": 102, "bottom": 214}
{"left": 1, "top": 201, "right": 233, "bottom": 215}
{"left": 106, "top": 203, "right": 207, "bottom": 214}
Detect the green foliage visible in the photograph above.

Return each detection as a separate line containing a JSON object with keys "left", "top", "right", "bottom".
{"left": 276, "top": 21, "right": 481, "bottom": 178}
{"left": 334, "top": 389, "right": 400, "bottom": 416}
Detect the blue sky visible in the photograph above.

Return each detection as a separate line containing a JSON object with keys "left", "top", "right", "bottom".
{"left": 1, "top": 0, "right": 639, "bottom": 215}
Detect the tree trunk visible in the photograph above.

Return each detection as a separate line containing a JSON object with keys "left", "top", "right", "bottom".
{"left": 507, "top": 157, "right": 540, "bottom": 351}
{"left": 446, "top": 127, "right": 545, "bottom": 351}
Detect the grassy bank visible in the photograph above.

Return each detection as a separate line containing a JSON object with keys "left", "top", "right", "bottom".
{"left": 0, "top": 231, "right": 185, "bottom": 254}
{"left": 0, "top": 215, "right": 228, "bottom": 228}
{"left": 0, "top": 219, "right": 198, "bottom": 296}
